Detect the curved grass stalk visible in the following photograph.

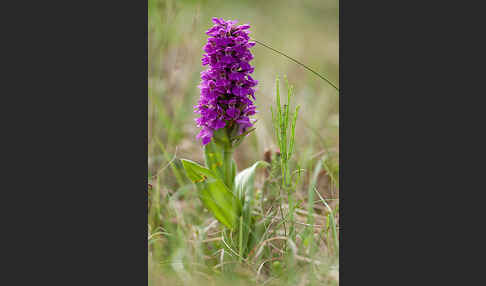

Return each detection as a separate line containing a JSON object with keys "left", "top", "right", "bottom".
{"left": 252, "top": 39, "right": 339, "bottom": 92}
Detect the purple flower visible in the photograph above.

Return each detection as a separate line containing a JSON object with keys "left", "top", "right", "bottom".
{"left": 194, "top": 17, "right": 258, "bottom": 145}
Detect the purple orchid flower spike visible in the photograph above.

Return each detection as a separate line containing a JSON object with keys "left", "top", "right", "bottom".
{"left": 194, "top": 17, "right": 258, "bottom": 147}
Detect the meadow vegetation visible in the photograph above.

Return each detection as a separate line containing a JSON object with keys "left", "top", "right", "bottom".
{"left": 148, "top": 0, "right": 339, "bottom": 285}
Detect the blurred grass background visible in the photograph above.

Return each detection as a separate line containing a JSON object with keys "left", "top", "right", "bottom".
{"left": 148, "top": 0, "right": 339, "bottom": 285}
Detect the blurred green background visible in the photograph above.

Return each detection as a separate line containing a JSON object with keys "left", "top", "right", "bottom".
{"left": 148, "top": 1, "right": 339, "bottom": 284}
{"left": 149, "top": 0, "right": 339, "bottom": 178}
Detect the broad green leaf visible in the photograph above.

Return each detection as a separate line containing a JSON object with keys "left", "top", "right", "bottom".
{"left": 235, "top": 161, "right": 269, "bottom": 202}
{"left": 203, "top": 141, "right": 225, "bottom": 180}
{"left": 203, "top": 140, "right": 236, "bottom": 190}
{"left": 234, "top": 161, "right": 269, "bottom": 256}
{"left": 181, "top": 159, "right": 241, "bottom": 230}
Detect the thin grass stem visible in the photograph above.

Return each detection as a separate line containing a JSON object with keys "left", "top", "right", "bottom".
{"left": 253, "top": 39, "right": 339, "bottom": 92}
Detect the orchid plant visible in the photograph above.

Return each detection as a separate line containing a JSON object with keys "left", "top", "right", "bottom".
{"left": 181, "top": 18, "right": 267, "bottom": 258}
{"left": 181, "top": 18, "right": 306, "bottom": 259}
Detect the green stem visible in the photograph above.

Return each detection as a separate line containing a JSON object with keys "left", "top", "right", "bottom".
{"left": 239, "top": 215, "right": 243, "bottom": 262}
{"left": 285, "top": 166, "right": 295, "bottom": 240}
{"left": 223, "top": 147, "right": 234, "bottom": 190}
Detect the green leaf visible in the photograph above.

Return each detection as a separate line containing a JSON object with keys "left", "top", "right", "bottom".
{"left": 234, "top": 161, "right": 269, "bottom": 256}
{"left": 203, "top": 141, "right": 225, "bottom": 180}
{"left": 235, "top": 161, "right": 268, "bottom": 202}
{"left": 181, "top": 159, "right": 241, "bottom": 230}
